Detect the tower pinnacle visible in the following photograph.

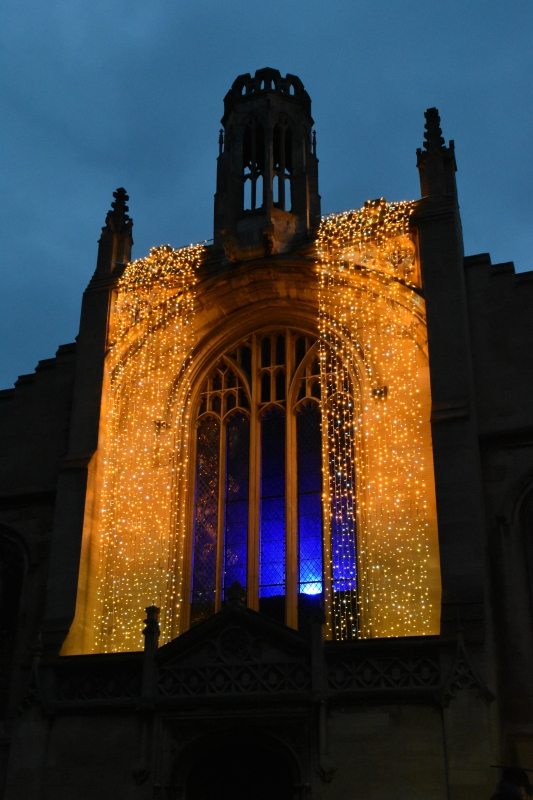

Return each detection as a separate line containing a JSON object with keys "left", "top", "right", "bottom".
{"left": 95, "top": 188, "right": 134, "bottom": 278}
{"left": 416, "top": 108, "right": 457, "bottom": 199}
{"left": 213, "top": 68, "right": 320, "bottom": 262}
{"left": 104, "top": 188, "right": 132, "bottom": 235}
{"left": 422, "top": 108, "right": 446, "bottom": 153}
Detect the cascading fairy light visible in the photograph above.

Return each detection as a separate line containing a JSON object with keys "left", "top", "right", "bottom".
{"left": 92, "top": 243, "right": 204, "bottom": 653}
{"left": 80, "top": 201, "right": 437, "bottom": 652}
{"left": 318, "top": 199, "right": 440, "bottom": 640}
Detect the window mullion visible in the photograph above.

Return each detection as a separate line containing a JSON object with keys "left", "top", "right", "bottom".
{"left": 285, "top": 331, "right": 298, "bottom": 629}
{"left": 215, "top": 416, "right": 226, "bottom": 613}
{"left": 251, "top": 173, "right": 257, "bottom": 211}
{"left": 279, "top": 129, "right": 286, "bottom": 210}
{"left": 247, "top": 334, "right": 260, "bottom": 611}
{"left": 179, "top": 417, "right": 199, "bottom": 636}
{"left": 321, "top": 390, "right": 334, "bottom": 640}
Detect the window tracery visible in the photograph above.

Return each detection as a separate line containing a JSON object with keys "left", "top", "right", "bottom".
{"left": 191, "top": 358, "right": 250, "bottom": 626}
{"left": 189, "top": 332, "right": 335, "bottom": 633}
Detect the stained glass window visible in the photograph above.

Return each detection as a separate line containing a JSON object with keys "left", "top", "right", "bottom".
{"left": 224, "top": 413, "right": 250, "bottom": 597}
{"left": 189, "top": 333, "right": 358, "bottom": 637}
{"left": 259, "top": 408, "right": 286, "bottom": 622}
{"left": 191, "top": 416, "right": 220, "bottom": 626}
{"left": 329, "top": 395, "right": 358, "bottom": 639}
{"left": 297, "top": 402, "right": 323, "bottom": 629}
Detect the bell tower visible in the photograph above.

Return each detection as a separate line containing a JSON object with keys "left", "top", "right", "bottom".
{"left": 213, "top": 68, "right": 321, "bottom": 261}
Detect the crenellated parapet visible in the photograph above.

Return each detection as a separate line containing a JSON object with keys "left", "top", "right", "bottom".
{"left": 223, "top": 68, "right": 311, "bottom": 120}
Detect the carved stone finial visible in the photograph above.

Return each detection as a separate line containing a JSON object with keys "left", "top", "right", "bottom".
{"left": 423, "top": 107, "right": 446, "bottom": 153}
{"left": 416, "top": 108, "right": 457, "bottom": 199}
{"left": 103, "top": 187, "right": 131, "bottom": 235}
{"left": 224, "top": 581, "right": 246, "bottom": 607}
{"left": 93, "top": 187, "right": 134, "bottom": 278}
{"left": 142, "top": 605, "right": 160, "bottom": 648}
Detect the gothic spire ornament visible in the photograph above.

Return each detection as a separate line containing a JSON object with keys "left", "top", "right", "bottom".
{"left": 103, "top": 187, "right": 132, "bottom": 235}
{"left": 94, "top": 187, "right": 134, "bottom": 279}
{"left": 423, "top": 107, "right": 446, "bottom": 153}
{"left": 416, "top": 108, "right": 457, "bottom": 198}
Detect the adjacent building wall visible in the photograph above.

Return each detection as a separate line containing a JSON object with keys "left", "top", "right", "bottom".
{"left": 465, "top": 255, "right": 533, "bottom": 765}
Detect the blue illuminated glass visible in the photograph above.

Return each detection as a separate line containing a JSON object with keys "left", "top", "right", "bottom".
{"left": 259, "top": 409, "right": 286, "bottom": 619}
{"left": 329, "top": 416, "right": 357, "bottom": 593}
{"left": 223, "top": 413, "right": 250, "bottom": 596}
{"left": 297, "top": 404, "right": 323, "bottom": 596}
{"left": 191, "top": 416, "right": 220, "bottom": 626}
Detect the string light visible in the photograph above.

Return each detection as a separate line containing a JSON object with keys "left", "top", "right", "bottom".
{"left": 75, "top": 197, "right": 440, "bottom": 653}
{"left": 90, "top": 243, "right": 204, "bottom": 652}
{"left": 318, "top": 199, "right": 440, "bottom": 640}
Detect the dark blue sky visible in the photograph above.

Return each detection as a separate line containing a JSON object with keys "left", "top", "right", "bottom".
{"left": 1, "top": 0, "right": 531, "bottom": 389}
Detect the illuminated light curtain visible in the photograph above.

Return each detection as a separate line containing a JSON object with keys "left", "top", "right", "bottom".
{"left": 191, "top": 417, "right": 220, "bottom": 626}
{"left": 259, "top": 408, "right": 286, "bottom": 622}
{"left": 224, "top": 412, "right": 250, "bottom": 596}
{"left": 64, "top": 243, "right": 204, "bottom": 654}
{"left": 297, "top": 402, "right": 323, "bottom": 627}
{"left": 318, "top": 199, "right": 441, "bottom": 640}
{"left": 326, "top": 365, "right": 358, "bottom": 640}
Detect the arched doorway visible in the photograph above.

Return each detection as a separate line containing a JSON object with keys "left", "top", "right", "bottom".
{"left": 184, "top": 731, "right": 296, "bottom": 800}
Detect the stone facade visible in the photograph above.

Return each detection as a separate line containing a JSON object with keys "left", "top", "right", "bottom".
{"left": 0, "top": 69, "right": 532, "bottom": 799}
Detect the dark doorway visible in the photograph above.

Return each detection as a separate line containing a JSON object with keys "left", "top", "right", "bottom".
{"left": 186, "top": 734, "right": 294, "bottom": 800}
{"left": 0, "top": 530, "right": 25, "bottom": 718}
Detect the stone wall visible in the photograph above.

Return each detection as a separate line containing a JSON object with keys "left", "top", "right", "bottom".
{"left": 465, "top": 255, "right": 533, "bottom": 767}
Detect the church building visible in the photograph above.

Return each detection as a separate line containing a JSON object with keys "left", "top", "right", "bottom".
{"left": 1, "top": 67, "right": 533, "bottom": 800}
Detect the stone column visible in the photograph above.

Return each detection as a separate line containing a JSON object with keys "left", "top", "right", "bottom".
{"left": 41, "top": 189, "right": 133, "bottom": 656}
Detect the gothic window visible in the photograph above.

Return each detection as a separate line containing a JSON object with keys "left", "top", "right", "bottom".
{"left": 242, "top": 117, "right": 265, "bottom": 211}
{"left": 224, "top": 412, "right": 250, "bottom": 592}
{"left": 191, "top": 359, "right": 250, "bottom": 627}
{"left": 189, "top": 332, "right": 353, "bottom": 634}
{"left": 273, "top": 117, "right": 293, "bottom": 212}
{"left": 297, "top": 403, "right": 323, "bottom": 616}
{"left": 191, "top": 416, "right": 220, "bottom": 625}
{"left": 259, "top": 408, "right": 286, "bottom": 622}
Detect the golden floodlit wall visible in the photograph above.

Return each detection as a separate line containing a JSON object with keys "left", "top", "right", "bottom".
{"left": 64, "top": 201, "right": 440, "bottom": 655}
{"left": 319, "top": 200, "right": 441, "bottom": 638}
{"left": 63, "top": 244, "right": 205, "bottom": 654}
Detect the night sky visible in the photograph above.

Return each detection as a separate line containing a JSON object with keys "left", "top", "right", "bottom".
{"left": 1, "top": 0, "right": 531, "bottom": 389}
